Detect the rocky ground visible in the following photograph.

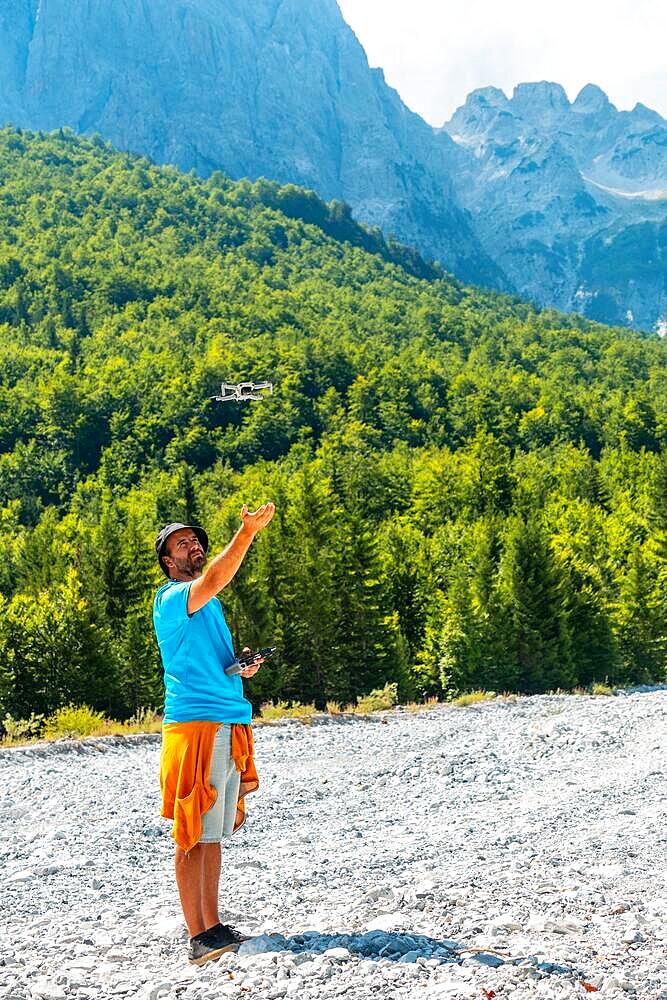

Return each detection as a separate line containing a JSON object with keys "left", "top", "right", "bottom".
{"left": 1, "top": 690, "right": 666, "bottom": 1000}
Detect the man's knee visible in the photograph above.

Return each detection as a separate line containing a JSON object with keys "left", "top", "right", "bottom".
{"left": 175, "top": 844, "right": 200, "bottom": 866}
{"left": 175, "top": 842, "right": 220, "bottom": 864}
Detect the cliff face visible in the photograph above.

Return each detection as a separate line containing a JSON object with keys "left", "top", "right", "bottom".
{"left": 0, "top": 2, "right": 665, "bottom": 329}
{"left": 443, "top": 83, "right": 667, "bottom": 330}
{"left": 0, "top": 0, "right": 502, "bottom": 288}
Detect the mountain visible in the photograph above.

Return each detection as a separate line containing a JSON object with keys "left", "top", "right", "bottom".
{"left": 0, "top": 2, "right": 664, "bottom": 330}
{"left": 0, "top": 0, "right": 502, "bottom": 289}
{"left": 443, "top": 83, "right": 667, "bottom": 330}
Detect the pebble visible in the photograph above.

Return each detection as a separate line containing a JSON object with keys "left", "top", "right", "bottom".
{"left": 1, "top": 690, "right": 666, "bottom": 1000}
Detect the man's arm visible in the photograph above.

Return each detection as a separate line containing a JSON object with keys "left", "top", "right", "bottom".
{"left": 187, "top": 503, "right": 275, "bottom": 615}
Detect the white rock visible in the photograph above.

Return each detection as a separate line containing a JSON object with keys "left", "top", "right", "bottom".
{"left": 604, "top": 974, "right": 633, "bottom": 991}
{"left": 491, "top": 912, "right": 523, "bottom": 931}
{"left": 29, "top": 979, "right": 67, "bottom": 1000}
{"left": 267, "top": 986, "right": 287, "bottom": 999}
{"left": 7, "top": 869, "right": 35, "bottom": 884}
{"left": 323, "top": 948, "right": 351, "bottom": 960}
{"left": 294, "top": 961, "right": 319, "bottom": 977}
{"left": 365, "top": 913, "right": 405, "bottom": 931}
{"left": 152, "top": 915, "right": 184, "bottom": 939}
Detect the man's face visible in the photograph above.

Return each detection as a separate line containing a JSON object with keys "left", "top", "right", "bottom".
{"left": 163, "top": 529, "right": 206, "bottom": 579}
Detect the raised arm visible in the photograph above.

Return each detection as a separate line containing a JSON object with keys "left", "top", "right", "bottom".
{"left": 187, "top": 503, "right": 275, "bottom": 615}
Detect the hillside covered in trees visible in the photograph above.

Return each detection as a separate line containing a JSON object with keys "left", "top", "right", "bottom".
{"left": 0, "top": 127, "right": 665, "bottom": 722}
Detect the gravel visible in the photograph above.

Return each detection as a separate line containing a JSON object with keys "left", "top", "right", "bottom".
{"left": 1, "top": 690, "right": 666, "bottom": 1000}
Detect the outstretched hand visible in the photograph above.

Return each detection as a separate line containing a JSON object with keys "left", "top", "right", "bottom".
{"left": 241, "top": 502, "right": 275, "bottom": 536}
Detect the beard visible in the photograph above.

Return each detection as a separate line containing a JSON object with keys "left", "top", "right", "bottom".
{"left": 172, "top": 550, "right": 206, "bottom": 578}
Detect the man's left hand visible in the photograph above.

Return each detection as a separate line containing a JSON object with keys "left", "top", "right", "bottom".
{"left": 238, "top": 646, "right": 264, "bottom": 678}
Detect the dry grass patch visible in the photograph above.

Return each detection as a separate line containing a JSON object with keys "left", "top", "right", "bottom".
{"left": 353, "top": 683, "right": 398, "bottom": 714}
{"left": 451, "top": 691, "right": 496, "bottom": 708}
{"left": 260, "top": 701, "right": 317, "bottom": 721}
{"left": 1, "top": 706, "right": 163, "bottom": 745}
{"left": 556, "top": 684, "right": 615, "bottom": 697}
{"left": 1, "top": 712, "right": 45, "bottom": 745}
{"left": 406, "top": 697, "right": 441, "bottom": 713}
{"left": 590, "top": 682, "right": 614, "bottom": 696}
{"left": 498, "top": 692, "right": 519, "bottom": 702}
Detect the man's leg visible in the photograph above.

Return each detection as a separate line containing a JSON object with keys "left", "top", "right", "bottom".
{"left": 174, "top": 843, "right": 221, "bottom": 938}
{"left": 201, "top": 842, "right": 222, "bottom": 930}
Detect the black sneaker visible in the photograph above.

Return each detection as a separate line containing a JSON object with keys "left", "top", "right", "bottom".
{"left": 209, "top": 922, "right": 252, "bottom": 946}
{"left": 187, "top": 926, "right": 239, "bottom": 966}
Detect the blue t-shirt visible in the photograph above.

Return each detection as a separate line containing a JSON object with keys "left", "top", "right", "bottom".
{"left": 153, "top": 580, "right": 252, "bottom": 724}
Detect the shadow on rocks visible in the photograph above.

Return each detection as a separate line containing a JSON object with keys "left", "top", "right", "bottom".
{"left": 238, "top": 930, "right": 588, "bottom": 982}
{"left": 240, "top": 929, "right": 462, "bottom": 963}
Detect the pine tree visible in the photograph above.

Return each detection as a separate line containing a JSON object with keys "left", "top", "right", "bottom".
{"left": 497, "top": 516, "right": 575, "bottom": 693}
{"left": 557, "top": 557, "right": 619, "bottom": 687}
{"left": 335, "top": 512, "right": 406, "bottom": 700}
{"left": 649, "top": 448, "right": 667, "bottom": 563}
{"left": 427, "top": 520, "right": 516, "bottom": 696}
{"left": 0, "top": 569, "right": 117, "bottom": 718}
{"left": 115, "top": 510, "right": 162, "bottom": 715}
{"left": 614, "top": 546, "right": 667, "bottom": 684}
{"left": 117, "top": 599, "right": 163, "bottom": 715}
{"left": 378, "top": 519, "right": 430, "bottom": 660}
{"left": 82, "top": 495, "right": 128, "bottom": 623}
{"left": 271, "top": 466, "right": 346, "bottom": 705}
{"left": 460, "top": 428, "right": 516, "bottom": 518}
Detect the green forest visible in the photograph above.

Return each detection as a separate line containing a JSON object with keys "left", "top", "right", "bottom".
{"left": 0, "top": 126, "right": 665, "bottom": 724}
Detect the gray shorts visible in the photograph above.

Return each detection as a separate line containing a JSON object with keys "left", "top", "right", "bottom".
{"left": 200, "top": 724, "right": 241, "bottom": 843}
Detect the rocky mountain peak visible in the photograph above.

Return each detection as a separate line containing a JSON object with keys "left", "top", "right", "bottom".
{"left": 446, "top": 87, "right": 513, "bottom": 144}
{"left": 572, "top": 83, "right": 612, "bottom": 114}
{"left": 511, "top": 81, "right": 570, "bottom": 120}
{"left": 443, "top": 77, "right": 667, "bottom": 331}
{"left": 462, "top": 86, "right": 509, "bottom": 109}
{"left": 629, "top": 102, "right": 664, "bottom": 127}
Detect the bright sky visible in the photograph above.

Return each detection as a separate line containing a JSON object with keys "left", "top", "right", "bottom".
{"left": 337, "top": 0, "right": 667, "bottom": 126}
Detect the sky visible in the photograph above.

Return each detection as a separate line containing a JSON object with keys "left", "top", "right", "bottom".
{"left": 337, "top": 0, "right": 667, "bottom": 126}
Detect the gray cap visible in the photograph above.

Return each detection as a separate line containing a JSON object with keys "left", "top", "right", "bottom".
{"left": 155, "top": 522, "right": 209, "bottom": 577}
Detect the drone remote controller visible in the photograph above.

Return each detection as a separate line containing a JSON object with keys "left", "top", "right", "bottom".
{"left": 225, "top": 646, "right": 277, "bottom": 676}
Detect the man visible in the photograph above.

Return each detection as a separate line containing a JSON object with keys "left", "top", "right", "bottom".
{"left": 153, "top": 503, "right": 275, "bottom": 965}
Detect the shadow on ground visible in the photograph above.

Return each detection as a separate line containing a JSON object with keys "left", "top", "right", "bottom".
{"left": 239, "top": 928, "right": 585, "bottom": 980}
{"left": 282, "top": 929, "right": 459, "bottom": 963}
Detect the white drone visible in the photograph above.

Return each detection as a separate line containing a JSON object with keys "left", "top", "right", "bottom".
{"left": 211, "top": 381, "right": 274, "bottom": 403}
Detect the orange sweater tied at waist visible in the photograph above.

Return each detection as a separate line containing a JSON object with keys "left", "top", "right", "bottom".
{"left": 160, "top": 722, "right": 259, "bottom": 854}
